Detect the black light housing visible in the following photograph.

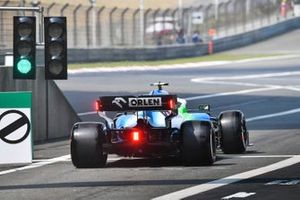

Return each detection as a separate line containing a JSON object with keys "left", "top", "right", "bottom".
{"left": 44, "top": 17, "right": 67, "bottom": 80}
{"left": 13, "top": 16, "right": 36, "bottom": 79}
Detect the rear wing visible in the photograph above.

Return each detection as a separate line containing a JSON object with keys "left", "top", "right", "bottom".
{"left": 96, "top": 95, "right": 177, "bottom": 112}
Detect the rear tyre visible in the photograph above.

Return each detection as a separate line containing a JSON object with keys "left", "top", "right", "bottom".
{"left": 219, "top": 111, "right": 248, "bottom": 154}
{"left": 181, "top": 121, "right": 216, "bottom": 165}
{"left": 71, "top": 122, "right": 107, "bottom": 168}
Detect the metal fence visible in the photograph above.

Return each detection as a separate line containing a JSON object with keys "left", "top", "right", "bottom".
{"left": 0, "top": 0, "right": 295, "bottom": 49}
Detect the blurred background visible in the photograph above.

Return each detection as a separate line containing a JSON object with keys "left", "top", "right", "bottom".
{"left": 0, "top": 0, "right": 295, "bottom": 48}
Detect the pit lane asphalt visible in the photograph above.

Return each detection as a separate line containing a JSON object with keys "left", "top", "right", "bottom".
{"left": 1, "top": 37, "right": 300, "bottom": 199}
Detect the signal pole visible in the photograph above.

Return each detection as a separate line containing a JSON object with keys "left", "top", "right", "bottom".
{"left": 139, "top": 0, "right": 144, "bottom": 46}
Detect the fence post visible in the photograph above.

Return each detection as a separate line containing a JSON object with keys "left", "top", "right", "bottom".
{"left": 216, "top": 3, "right": 224, "bottom": 38}
{"left": 276, "top": 0, "right": 281, "bottom": 21}
{"left": 267, "top": 0, "right": 272, "bottom": 25}
{"left": 121, "top": 8, "right": 129, "bottom": 45}
{"left": 144, "top": 8, "right": 152, "bottom": 45}
{"left": 132, "top": 8, "right": 140, "bottom": 46}
{"left": 260, "top": 2, "right": 264, "bottom": 27}
{"left": 73, "top": 4, "right": 81, "bottom": 47}
{"left": 47, "top": 2, "right": 55, "bottom": 16}
{"left": 204, "top": 4, "right": 213, "bottom": 40}
{"left": 162, "top": 8, "right": 170, "bottom": 34}
{"left": 0, "top": 1, "right": 9, "bottom": 44}
{"left": 86, "top": 5, "right": 93, "bottom": 47}
{"left": 171, "top": 8, "right": 178, "bottom": 33}
{"left": 242, "top": 0, "right": 246, "bottom": 32}
{"left": 109, "top": 7, "right": 118, "bottom": 46}
{"left": 195, "top": 5, "right": 203, "bottom": 35}
{"left": 153, "top": 9, "right": 160, "bottom": 37}
{"left": 60, "top": 3, "right": 69, "bottom": 16}
{"left": 250, "top": 0, "right": 255, "bottom": 30}
{"left": 187, "top": 7, "right": 193, "bottom": 42}
{"left": 182, "top": 8, "right": 190, "bottom": 33}
{"left": 19, "top": 0, "right": 25, "bottom": 15}
{"left": 234, "top": 0, "right": 239, "bottom": 34}
{"left": 224, "top": 1, "right": 231, "bottom": 36}
{"left": 96, "top": 6, "right": 105, "bottom": 46}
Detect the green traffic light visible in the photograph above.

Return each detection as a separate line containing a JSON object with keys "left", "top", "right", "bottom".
{"left": 17, "top": 59, "right": 32, "bottom": 74}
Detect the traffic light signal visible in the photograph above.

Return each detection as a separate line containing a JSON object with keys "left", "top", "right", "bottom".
{"left": 44, "top": 17, "right": 67, "bottom": 80}
{"left": 13, "top": 16, "right": 36, "bottom": 79}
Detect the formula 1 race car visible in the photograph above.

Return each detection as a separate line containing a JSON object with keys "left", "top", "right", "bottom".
{"left": 71, "top": 82, "right": 249, "bottom": 168}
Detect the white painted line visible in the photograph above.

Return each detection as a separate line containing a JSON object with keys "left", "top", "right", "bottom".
{"left": 191, "top": 80, "right": 300, "bottom": 93}
{"left": 0, "top": 155, "right": 70, "bottom": 176}
{"left": 265, "top": 179, "right": 300, "bottom": 186}
{"left": 191, "top": 71, "right": 300, "bottom": 82}
{"left": 0, "top": 155, "right": 122, "bottom": 176}
{"left": 190, "top": 70, "right": 300, "bottom": 93}
{"left": 192, "top": 80, "right": 264, "bottom": 87}
{"left": 213, "top": 99, "right": 269, "bottom": 110}
{"left": 265, "top": 180, "right": 287, "bottom": 185}
{"left": 246, "top": 108, "right": 300, "bottom": 122}
{"left": 152, "top": 155, "right": 300, "bottom": 200}
{"left": 279, "top": 180, "right": 300, "bottom": 186}
{"left": 233, "top": 54, "right": 300, "bottom": 64}
{"left": 185, "top": 87, "right": 280, "bottom": 101}
{"left": 228, "top": 155, "right": 296, "bottom": 158}
{"left": 222, "top": 192, "right": 256, "bottom": 199}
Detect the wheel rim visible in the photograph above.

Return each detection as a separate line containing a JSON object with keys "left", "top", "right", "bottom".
{"left": 241, "top": 130, "right": 246, "bottom": 149}
{"left": 241, "top": 120, "right": 247, "bottom": 149}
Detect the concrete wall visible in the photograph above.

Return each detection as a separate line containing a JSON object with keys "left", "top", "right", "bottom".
{"left": 0, "top": 67, "right": 80, "bottom": 142}
{"left": 214, "top": 18, "right": 300, "bottom": 53}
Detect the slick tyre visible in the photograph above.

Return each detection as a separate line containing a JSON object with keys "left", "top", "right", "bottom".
{"left": 219, "top": 111, "right": 248, "bottom": 154}
{"left": 181, "top": 121, "right": 216, "bottom": 165}
{"left": 71, "top": 122, "right": 108, "bottom": 168}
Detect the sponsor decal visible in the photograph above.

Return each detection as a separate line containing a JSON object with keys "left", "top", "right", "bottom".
{"left": 129, "top": 97, "right": 162, "bottom": 107}
{"left": 112, "top": 97, "right": 127, "bottom": 108}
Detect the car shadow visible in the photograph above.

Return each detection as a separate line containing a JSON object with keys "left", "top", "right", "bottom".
{"left": 105, "top": 156, "right": 235, "bottom": 168}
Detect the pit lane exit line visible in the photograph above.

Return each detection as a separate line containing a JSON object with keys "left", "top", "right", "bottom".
{"left": 191, "top": 71, "right": 300, "bottom": 82}
{"left": 0, "top": 155, "right": 122, "bottom": 176}
{"left": 185, "top": 86, "right": 280, "bottom": 101}
{"left": 152, "top": 155, "right": 300, "bottom": 200}
{"left": 247, "top": 108, "right": 300, "bottom": 122}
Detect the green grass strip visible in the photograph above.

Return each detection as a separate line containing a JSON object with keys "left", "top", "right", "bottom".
{"left": 69, "top": 53, "right": 282, "bottom": 69}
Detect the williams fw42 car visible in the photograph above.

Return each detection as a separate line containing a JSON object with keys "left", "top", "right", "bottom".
{"left": 71, "top": 82, "right": 249, "bottom": 168}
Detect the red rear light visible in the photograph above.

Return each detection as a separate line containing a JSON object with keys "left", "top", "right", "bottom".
{"left": 132, "top": 131, "right": 140, "bottom": 141}
{"left": 131, "top": 129, "right": 143, "bottom": 142}
{"left": 168, "top": 99, "right": 175, "bottom": 110}
{"left": 95, "top": 100, "right": 102, "bottom": 112}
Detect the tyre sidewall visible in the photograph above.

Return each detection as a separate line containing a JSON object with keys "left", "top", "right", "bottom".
{"left": 181, "top": 120, "right": 216, "bottom": 165}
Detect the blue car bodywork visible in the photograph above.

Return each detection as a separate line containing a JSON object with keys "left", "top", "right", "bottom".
{"left": 115, "top": 88, "right": 211, "bottom": 130}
